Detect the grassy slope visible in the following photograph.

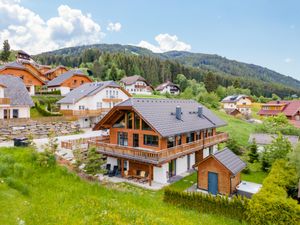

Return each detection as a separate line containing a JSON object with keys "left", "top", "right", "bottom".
{"left": 0, "top": 147, "right": 241, "bottom": 225}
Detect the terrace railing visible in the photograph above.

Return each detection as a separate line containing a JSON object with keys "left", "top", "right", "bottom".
{"left": 89, "top": 132, "right": 229, "bottom": 165}
{"left": 0, "top": 98, "right": 10, "bottom": 105}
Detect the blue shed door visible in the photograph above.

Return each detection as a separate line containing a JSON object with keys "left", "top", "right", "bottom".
{"left": 208, "top": 172, "right": 218, "bottom": 195}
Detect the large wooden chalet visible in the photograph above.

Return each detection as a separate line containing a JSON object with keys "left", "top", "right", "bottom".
{"left": 92, "top": 98, "right": 228, "bottom": 185}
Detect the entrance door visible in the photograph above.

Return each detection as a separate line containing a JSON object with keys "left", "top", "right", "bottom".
{"left": 168, "top": 159, "right": 176, "bottom": 178}
{"left": 133, "top": 134, "right": 139, "bottom": 147}
{"left": 208, "top": 172, "right": 218, "bottom": 195}
{"left": 3, "top": 109, "right": 9, "bottom": 119}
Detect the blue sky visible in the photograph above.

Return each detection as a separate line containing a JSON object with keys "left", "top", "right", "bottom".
{"left": 1, "top": 0, "right": 300, "bottom": 80}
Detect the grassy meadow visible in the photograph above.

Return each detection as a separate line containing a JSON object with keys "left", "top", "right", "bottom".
{"left": 0, "top": 147, "right": 242, "bottom": 225}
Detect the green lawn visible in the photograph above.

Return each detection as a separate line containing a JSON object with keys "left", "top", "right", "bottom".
{"left": 213, "top": 110, "right": 256, "bottom": 146}
{"left": 0, "top": 147, "right": 242, "bottom": 225}
{"left": 30, "top": 107, "right": 44, "bottom": 118}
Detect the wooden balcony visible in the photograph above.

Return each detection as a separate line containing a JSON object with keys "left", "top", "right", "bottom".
{"left": 236, "top": 104, "right": 251, "bottom": 108}
{"left": 60, "top": 108, "right": 110, "bottom": 117}
{"left": 89, "top": 132, "right": 229, "bottom": 165}
{"left": 0, "top": 98, "right": 10, "bottom": 105}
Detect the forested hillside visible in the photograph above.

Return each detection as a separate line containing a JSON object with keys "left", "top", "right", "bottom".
{"left": 34, "top": 44, "right": 300, "bottom": 97}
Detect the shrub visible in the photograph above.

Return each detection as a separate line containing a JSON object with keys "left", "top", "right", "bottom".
{"left": 248, "top": 139, "right": 259, "bottom": 163}
{"left": 247, "top": 160, "right": 300, "bottom": 225}
{"left": 84, "top": 147, "right": 105, "bottom": 175}
{"left": 36, "top": 151, "right": 56, "bottom": 168}
{"left": 226, "top": 138, "right": 242, "bottom": 155}
{"left": 164, "top": 188, "right": 248, "bottom": 221}
{"left": 34, "top": 102, "right": 62, "bottom": 117}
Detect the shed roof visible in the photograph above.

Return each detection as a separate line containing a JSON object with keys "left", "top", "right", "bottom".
{"left": 0, "top": 75, "right": 34, "bottom": 106}
{"left": 96, "top": 98, "right": 227, "bottom": 137}
{"left": 47, "top": 69, "right": 88, "bottom": 87}
{"left": 57, "top": 81, "right": 126, "bottom": 104}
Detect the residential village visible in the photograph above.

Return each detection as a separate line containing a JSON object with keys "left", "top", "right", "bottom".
{"left": 1, "top": 49, "right": 300, "bottom": 224}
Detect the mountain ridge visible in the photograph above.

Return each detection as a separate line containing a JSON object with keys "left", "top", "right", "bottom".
{"left": 35, "top": 43, "right": 300, "bottom": 90}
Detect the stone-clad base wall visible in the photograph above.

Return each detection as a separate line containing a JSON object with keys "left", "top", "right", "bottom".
{"left": 0, "top": 119, "right": 80, "bottom": 142}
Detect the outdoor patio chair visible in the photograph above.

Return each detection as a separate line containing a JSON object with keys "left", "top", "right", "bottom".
{"left": 104, "top": 164, "right": 111, "bottom": 175}
{"left": 139, "top": 171, "right": 149, "bottom": 184}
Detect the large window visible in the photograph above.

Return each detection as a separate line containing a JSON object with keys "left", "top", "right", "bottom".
{"left": 144, "top": 135, "right": 158, "bottom": 147}
{"left": 126, "top": 112, "right": 133, "bottom": 129}
{"left": 113, "top": 114, "right": 125, "bottom": 128}
{"left": 134, "top": 113, "right": 140, "bottom": 129}
{"left": 176, "top": 135, "right": 182, "bottom": 145}
{"left": 118, "top": 132, "right": 128, "bottom": 146}
{"left": 167, "top": 136, "right": 175, "bottom": 148}
{"left": 186, "top": 132, "right": 195, "bottom": 143}
{"left": 142, "top": 120, "right": 152, "bottom": 131}
{"left": 12, "top": 109, "right": 19, "bottom": 118}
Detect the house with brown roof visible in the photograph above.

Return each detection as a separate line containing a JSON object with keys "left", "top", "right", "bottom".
{"left": 0, "top": 62, "right": 45, "bottom": 95}
{"left": 44, "top": 65, "right": 68, "bottom": 80}
{"left": 155, "top": 81, "right": 181, "bottom": 95}
{"left": 120, "top": 75, "right": 153, "bottom": 95}
{"left": 46, "top": 69, "right": 92, "bottom": 95}
{"left": 258, "top": 100, "right": 300, "bottom": 128}
{"left": 92, "top": 98, "right": 228, "bottom": 186}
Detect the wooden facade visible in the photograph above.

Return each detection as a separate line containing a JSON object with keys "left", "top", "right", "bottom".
{"left": 45, "top": 66, "right": 68, "bottom": 80}
{"left": 197, "top": 156, "right": 241, "bottom": 195}
{"left": 0, "top": 67, "right": 45, "bottom": 87}
{"left": 58, "top": 74, "right": 92, "bottom": 90}
{"left": 91, "top": 106, "right": 228, "bottom": 185}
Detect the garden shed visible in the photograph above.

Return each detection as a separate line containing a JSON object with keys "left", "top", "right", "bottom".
{"left": 195, "top": 148, "right": 246, "bottom": 195}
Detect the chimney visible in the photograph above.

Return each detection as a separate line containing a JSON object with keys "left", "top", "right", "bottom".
{"left": 176, "top": 106, "right": 182, "bottom": 120}
{"left": 198, "top": 106, "right": 203, "bottom": 118}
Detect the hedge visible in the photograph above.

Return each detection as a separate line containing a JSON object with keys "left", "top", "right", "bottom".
{"left": 34, "top": 102, "right": 62, "bottom": 117}
{"left": 35, "top": 90, "right": 61, "bottom": 95}
{"left": 164, "top": 188, "right": 248, "bottom": 221}
{"left": 246, "top": 160, "right": 300, "bottom": 225}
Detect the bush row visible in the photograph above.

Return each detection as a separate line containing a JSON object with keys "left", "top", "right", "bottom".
{"left": 34, "top": 102, "right": 62, "bottom": 117}
{"left": 246, "top": 159, "right": 300, "bottom": 225}
{"left": 164, "top": 188, "right": 248, "bottom": 221}
{"left": 35, "top": 90, "right": 61, "bottom": 95}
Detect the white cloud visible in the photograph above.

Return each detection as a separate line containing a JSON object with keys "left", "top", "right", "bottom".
{"left": 284, "top": 58, "right": 292, "bottom": 63}
{"left": 107, "top": 22, "right": 122, "bottom": 32}
{"left": 0, "top": 1, "right": 105, "bottom": 54}
{"left": 137, "top": 33, "right": 191, "bottom": 53}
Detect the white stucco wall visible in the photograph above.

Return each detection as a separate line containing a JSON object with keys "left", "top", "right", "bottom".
{"left": 159, "top": 85, "right": 180, "bottom": 95}
{"left": 107, "top": 157, "right": 118, "bottom": 167}
{"left": 124, "top": 81, "right": 152, "bottom": 95}
{"left": 0, "top": 107, "right": 30, "bottom": 119}
{"left": 0, "top": 87, "right": 4, "bottom": 98}
{"left": 48, "top": 86, "right": 70, "bottom": 95}
{"left": 153, "top": 163, "right": 169, "bottom": 184}
{"left": 203, "top": 145, "right": 218, "bottom": 158}
{"left": 176, "top": 155, "right": 188, "bottom": 175}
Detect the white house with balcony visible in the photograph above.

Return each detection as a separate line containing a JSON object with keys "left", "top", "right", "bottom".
{"left": 57, "top": 81, "right": 131, "bottom": 128}
{"left": 0, "top": 75, "right": 34, "bottom": 119}
{"left": 155, "top": 81, "right": 181, "bottom": 95}
{"left": 221, "top": 95, "right": 252, "bottom": 116}
{"left": 120, "top": 75, "right": 153, "bottom": 95}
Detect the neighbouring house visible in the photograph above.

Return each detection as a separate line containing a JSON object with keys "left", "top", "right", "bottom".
{"left": 0, "top": 75, "right": 34, "bottom": 119}
{"left": 0, "top": 62, "right": 45, "bottom": 95}
{"left": 16, "top": 50, "right": 32, "bottom": 62}
{"left": 58, "top": 81, "right": 131, "bottom": 128}
{"left": 92, "top": 98, "right": 228, "bottom": 186}
{"left": 258, "top": 100, "right": 300, "bottom": 128}
{"left": 248, "top": 133, "right": 299, "bottom": 152}
{"left": 38, "top": 65, "right": 52, "bottom": 74}
{"left": 195, "top": 147, "right": 246, "bottom": 195}
{"left": 120, "top": 75, "right": 153, "bottom": 95}
{"left": 46, "top": 69, "right": 92, "bottom": 95}
{"left": 221, "top": 95, "right": 252, "bottom": 116}
{"left": 155, "top": 81, "right": 181, "bottom": 95}
{"left": 43, "top": 65, "right": 68, "bottom": 80}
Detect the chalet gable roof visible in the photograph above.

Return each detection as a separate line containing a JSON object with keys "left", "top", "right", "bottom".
{"left": 120, "top": 75, "right": 149, "bottom": 86}
{"left": 0, "top": 75, "right": 34, "bottom": 106}
{"left": 95, "top": 98, "right": 227, "bottom": 137}
{"left": 57, "top": 81, "right": 130, "bottom": 104}
{"left": 155, "top": 81, "right": 180, "bottom": 91}
{"left": 47, "top": 69, "right": 90, "bottom": 87}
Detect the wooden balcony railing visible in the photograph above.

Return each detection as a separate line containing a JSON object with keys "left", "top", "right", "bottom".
{"left": 89, "top": 132, "right": 229, "bottom": 165}
{"left": 102, "top": 98, "right": 123, "bottom": 103}
{"left": 60, "top": 108, "right": 110, "bottom": 117}
{"left": 61, "top": 136, "right": 110, "bottom": 150}
{"left": 0, "top": 98, "right": 10, "bottom": 105}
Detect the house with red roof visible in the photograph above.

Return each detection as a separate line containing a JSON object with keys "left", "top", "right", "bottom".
{"left": 258, "top": 100, "right": 300, "bottom": 127}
